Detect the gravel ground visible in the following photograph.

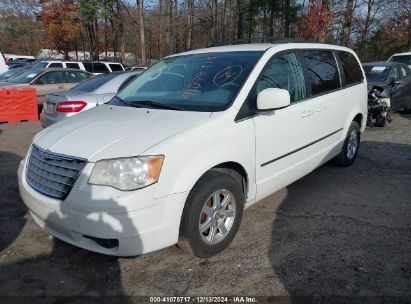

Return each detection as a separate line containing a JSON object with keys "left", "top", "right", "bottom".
{"left": 0, "top": 113, "right": 410, "bottom": 303}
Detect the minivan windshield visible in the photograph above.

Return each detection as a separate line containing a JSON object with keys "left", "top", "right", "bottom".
{"left": 111, "top": 51, "right": 263, "bottom": 111}
{"left": 363, "top": 65, "right": 390, "bottom": 83}
{"left": 8, "top": 69, "right": 43, "bottom": 83}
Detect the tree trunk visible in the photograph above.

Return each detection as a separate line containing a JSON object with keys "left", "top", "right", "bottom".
{"left": 94, "top": 18, "right": 99, "bottom": 59}
{"left": 212, "top": 0, "right": 218, "bottom": 43}
{"left": 269, "top": 1, "right": 275, "bottom": 37}
{"left": 340, "top": 0, "right": 354, "bottom": 45}
{"left": 318, "top": 0, "right": 329, "bottom": 42}
{"left": 358, "top": 0, "right": 373, "bottom": 56}
{"left": 159, "top": 0, "right": 164, "bottom": 57}
{"left": 166, "top": 0, "right": 172, "bottom": 55}
{"left": 236, "top": 0, "right": 243, "bottom": 39}
{"left": 283, "top": 0, "right": 291, "bottom": 38}
{"left": 186, "top": 0, "right": 194, "bottom": 50}
{"left": 137, "top": 0, "right": 146, "bottom": 66}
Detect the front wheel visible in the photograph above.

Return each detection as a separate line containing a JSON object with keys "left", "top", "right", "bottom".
{"left": 332, "top": 121, "right": 360, "bottom": 167}
{"left": 179, "top": 171, "right": 244, "bottom": 258}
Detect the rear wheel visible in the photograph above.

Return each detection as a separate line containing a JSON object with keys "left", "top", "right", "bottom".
{"left": 332, "top": 121, "right": 360, "bottom": 167}
{"left": 178, "top": 171, "right": 244, "bottom": 258}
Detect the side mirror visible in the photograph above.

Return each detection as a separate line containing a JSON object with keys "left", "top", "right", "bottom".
{"left": 256, "top": 88, "right": 290, "bottom": 111}
{"left": 35, "top": 79, "right": 44, "bottom": 85}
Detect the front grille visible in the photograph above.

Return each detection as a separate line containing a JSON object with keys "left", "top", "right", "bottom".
{"left": 26, "top": 145, "right": 87, "bottom": 199}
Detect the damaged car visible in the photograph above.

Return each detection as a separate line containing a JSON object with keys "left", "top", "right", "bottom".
{"left": 363, "top": 62, "right": 411, "bottom": 127}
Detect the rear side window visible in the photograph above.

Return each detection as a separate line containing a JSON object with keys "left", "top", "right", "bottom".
{"left": 303, "top": 50, "right": 340, "bottom": 96}
{"left": 66, "top": 63, "right": 80, "bottom": 69}
{"left": 256, "top": 52, "right": 305, "bottom": 103}
{"left": 109, "top": 64, "right": 124, "bottom": 72}
{"left": 71, "top": 74, "right": 117, "bottom": 92}
{"left": 390, "top": 55, "right": 411, "bottom": 66}
{"left": 399, "top": 66, "right": 408, "bottom": 78}
{"left": 391, "top": 68, "right": 400, "bottom": 82}
{"left": 38, "top": 71, "right": 66, "bottom": 84}
{"left": 338, "top": 51, "right": 363, "bottom": 86}
{"left": 49, "top": 62, "right": 63, "bottom": 68}
{"left": 83, "top": 62, "right": 110, "bottom": 73}
{"left": 66, "top": 71, "right": 90, "bottom": 83}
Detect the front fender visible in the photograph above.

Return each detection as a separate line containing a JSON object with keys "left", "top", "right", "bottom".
{"left": 147, "top": 117, "right": 256, "bottom": 201}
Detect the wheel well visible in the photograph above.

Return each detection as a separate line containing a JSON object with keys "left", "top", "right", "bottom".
{"left": 210, "top": 162, "right": 248, "bottom": 198}
{"left": 353, "top": 113, "right": 363, "bottom": 128}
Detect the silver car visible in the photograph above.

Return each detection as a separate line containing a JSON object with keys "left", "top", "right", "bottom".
{"left": 40, "top": 71, "right": 141, "bottom": 127}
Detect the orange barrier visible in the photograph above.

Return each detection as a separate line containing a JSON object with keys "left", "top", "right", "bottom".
{"left": 0, "top": 87, "right": 38, "bottom": 123}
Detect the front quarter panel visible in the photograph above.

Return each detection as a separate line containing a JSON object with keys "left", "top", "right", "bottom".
{"left": 145, "top": 113, "right": 256, "bottom": 202}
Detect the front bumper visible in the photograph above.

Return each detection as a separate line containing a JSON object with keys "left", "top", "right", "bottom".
{"left": 18, "top": 158, "right": 188, "bottom": 256}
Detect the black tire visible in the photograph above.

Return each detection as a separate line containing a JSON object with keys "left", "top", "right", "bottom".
{"left": 374, "top": 113, "right": 386, "bottom": 127}
{"left": 178, "top": 170, "right": 244, "bottom": 258}
{"left": 332, "top": 121, "right": 360, "bottom": 167}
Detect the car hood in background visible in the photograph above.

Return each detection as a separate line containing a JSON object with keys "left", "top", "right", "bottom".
{"left": 0, "top": 82, "right": 27, "bottom": 88}
{"left": 34, "top": 104, "right": 211, "bottom": 162}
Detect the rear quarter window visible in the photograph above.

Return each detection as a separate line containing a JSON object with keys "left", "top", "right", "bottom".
{"left": 66, "top": 63, "right": 80, "bottom": 69}
{"left": 337, "top": 51, "right": 364, "bottom": 86}
{"left": 302, "top": 50, "right": 341, "bottom": 96}
{"left": 109, "top": 64, "right": 124, "bottom": 72}
{"left": 83, "top": 62, "right": 110, "bottom": 73}
{"left": 49, "top": 62, "right": 63, "bottom": 68}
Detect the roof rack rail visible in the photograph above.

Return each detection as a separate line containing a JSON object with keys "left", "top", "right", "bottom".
{"left": 207, "top": 37, "right": 340, "bottom": 47}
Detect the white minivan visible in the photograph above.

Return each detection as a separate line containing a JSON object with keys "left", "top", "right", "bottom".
{"left": 18, "top": 43, "right": 367, "bottom": 257}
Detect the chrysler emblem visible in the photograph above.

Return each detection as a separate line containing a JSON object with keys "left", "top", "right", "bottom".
{"left": 43, "top": 153, "right": 49, "bottom": 160}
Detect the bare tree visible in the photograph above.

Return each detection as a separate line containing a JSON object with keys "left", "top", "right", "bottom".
{"left": 137, "top": 0, "right": 146, "bottom": 65}
{"left": 186, "top": 0, "right": 194, "bottom": 50}
{"left": 340, "top": 0, "right": 354, "bottom": 45}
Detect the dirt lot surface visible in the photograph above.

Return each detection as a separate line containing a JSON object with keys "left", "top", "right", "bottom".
{"left": 0, "top": 113, "right": 410, "bottom": 303}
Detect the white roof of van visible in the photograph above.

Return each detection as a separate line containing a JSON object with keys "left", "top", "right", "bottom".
{"left": 169, "top": 42, "right": 354, "bottom": 57}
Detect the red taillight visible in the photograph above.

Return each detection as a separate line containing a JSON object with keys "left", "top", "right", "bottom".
{"left": 56, "top": 101, "right": 87, "bottom": 113}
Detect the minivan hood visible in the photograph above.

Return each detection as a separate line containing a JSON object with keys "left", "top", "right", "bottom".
{"left": 34, "top": 105, "right": 211, "bottom": 161}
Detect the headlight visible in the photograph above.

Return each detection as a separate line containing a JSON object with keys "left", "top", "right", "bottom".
{"left": 88, "top": 155, "right": 164, "bottom": 190}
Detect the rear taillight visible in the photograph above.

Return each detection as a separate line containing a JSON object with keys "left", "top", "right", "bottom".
{"left": 56, "top": 101, "right": 87, "bottom": 113}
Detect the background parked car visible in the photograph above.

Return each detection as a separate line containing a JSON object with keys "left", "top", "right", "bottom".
{"left": 125, "top": 66, "right": 147, "bottom": 72}
{"left": 6, "top": 55, "right": 35, "bottom": 61}
{"left": 363, "top": 61, "right": 411, "bottom": 112}
{"left": 0, "top": 67, "right": 27, "bottom": 81}
{"left": 388, "top": 52, "right": 411, "bottom": 68}
{"left": 40, "top": 70, "right": 141, "bottom": 127}
{"left": 0, "top": 51, "right": 8, "bottom": 74}
{"left": 31, "top": 60, "right": 87, "bottom": 71}
{"left": 0, "top": 68, "right": 92, "bottom": 105}
{"left": 7, "top": 61, "right": 33, "bottom": 69}
{"left": 83, "top": 61, "right": 125, "bottom": 74}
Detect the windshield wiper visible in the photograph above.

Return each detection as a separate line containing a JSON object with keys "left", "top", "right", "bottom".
{"left": 122, "top": 99, "right": 183, "bottom": 111}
